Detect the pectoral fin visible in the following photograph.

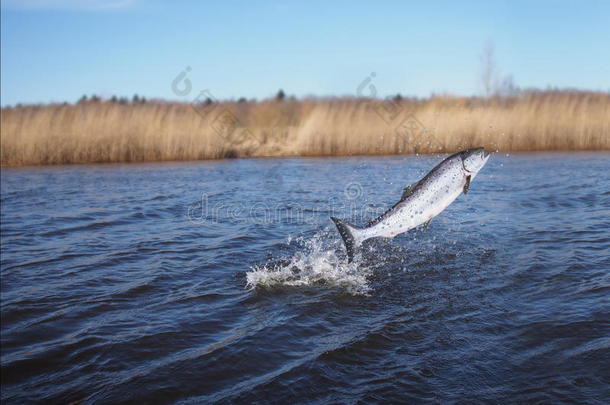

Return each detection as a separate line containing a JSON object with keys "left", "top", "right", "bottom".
{"left": 423, "top": 219, "right": 432, "bottom": 230}
{"left": 463, "top": 175, "right": 471, "bottom": 194}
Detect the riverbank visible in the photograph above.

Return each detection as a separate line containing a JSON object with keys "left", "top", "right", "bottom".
{"left": 2, "top": 90, "right": 608, "bottom": 166}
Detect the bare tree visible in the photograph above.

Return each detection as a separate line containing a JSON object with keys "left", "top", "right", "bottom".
{"left": 480, "top": 42, "right": 519, "bottom": 97}
{"left": 480, "top": 41, "right": 497, "bottom": 97}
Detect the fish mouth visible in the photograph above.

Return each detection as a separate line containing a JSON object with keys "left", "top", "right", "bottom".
{"left": 461, "top": 147, "right": 490, "bottom": 173}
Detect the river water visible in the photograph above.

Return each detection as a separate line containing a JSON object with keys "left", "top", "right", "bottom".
{"left": 1, "top": 153, "right": 609, "bottom": 403}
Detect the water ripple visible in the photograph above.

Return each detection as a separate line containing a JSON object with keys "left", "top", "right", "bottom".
{"left": 1, "top": 153, "right": 609, "bottom": 403}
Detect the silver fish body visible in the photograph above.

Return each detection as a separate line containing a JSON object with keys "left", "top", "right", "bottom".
{"left": 331, "top": 148, "right": 490, "bottom": 262}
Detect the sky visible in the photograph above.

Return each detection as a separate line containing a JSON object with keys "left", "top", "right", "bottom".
{"left": 1, "top": 0, "right": 609, "bottom": 105}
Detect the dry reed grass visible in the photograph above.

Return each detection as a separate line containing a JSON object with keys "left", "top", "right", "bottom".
{"left": 1, "top": 90, "right": 608, "bottom": 166}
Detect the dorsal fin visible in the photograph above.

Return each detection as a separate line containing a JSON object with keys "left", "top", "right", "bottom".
{"left": 400, "top": 181, "right": 421, "bottom": 200}
{"left": 366, "top": 182, "right": 421, "bottom": 227}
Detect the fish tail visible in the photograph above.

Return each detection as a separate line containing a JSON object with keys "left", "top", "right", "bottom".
{"left": 330, "top": 217, "right": 364, "bottom": 263}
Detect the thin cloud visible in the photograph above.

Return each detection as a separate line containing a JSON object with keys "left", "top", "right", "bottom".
{"left": 1, "top": 0, "right": 137, "bottom": 10}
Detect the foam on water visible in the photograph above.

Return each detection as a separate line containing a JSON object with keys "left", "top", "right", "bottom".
{"left": 245, "top": 231, "right": 371, "bottom": 295}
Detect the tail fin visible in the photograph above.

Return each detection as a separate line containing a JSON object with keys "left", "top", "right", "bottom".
{"left": 330, "top": 217, "right": 363, "bottom": 263}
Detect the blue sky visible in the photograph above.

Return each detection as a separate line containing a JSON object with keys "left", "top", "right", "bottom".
{"left": 1, "top": 0, "right": 609, "bottom": 105}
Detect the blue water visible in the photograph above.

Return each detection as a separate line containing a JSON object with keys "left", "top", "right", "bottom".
{"left": 1, "top": 153, "right": 609, "bottom": 403}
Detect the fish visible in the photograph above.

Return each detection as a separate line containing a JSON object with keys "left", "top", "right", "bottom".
{"left": 331, "top": 147, "right": 491, "bottom": 262}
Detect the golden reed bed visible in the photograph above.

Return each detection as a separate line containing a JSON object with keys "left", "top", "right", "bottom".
{"left": 1, "top": 91, "right": 608, "bottom": 166}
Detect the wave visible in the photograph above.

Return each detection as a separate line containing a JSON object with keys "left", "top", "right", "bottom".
{"left": 245, "top": 231, "right": 371, "bottom": 295}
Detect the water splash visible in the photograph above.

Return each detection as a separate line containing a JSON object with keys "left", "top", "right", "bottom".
{"left": 245, "top": 231, "right": 371, "bottom": 295}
